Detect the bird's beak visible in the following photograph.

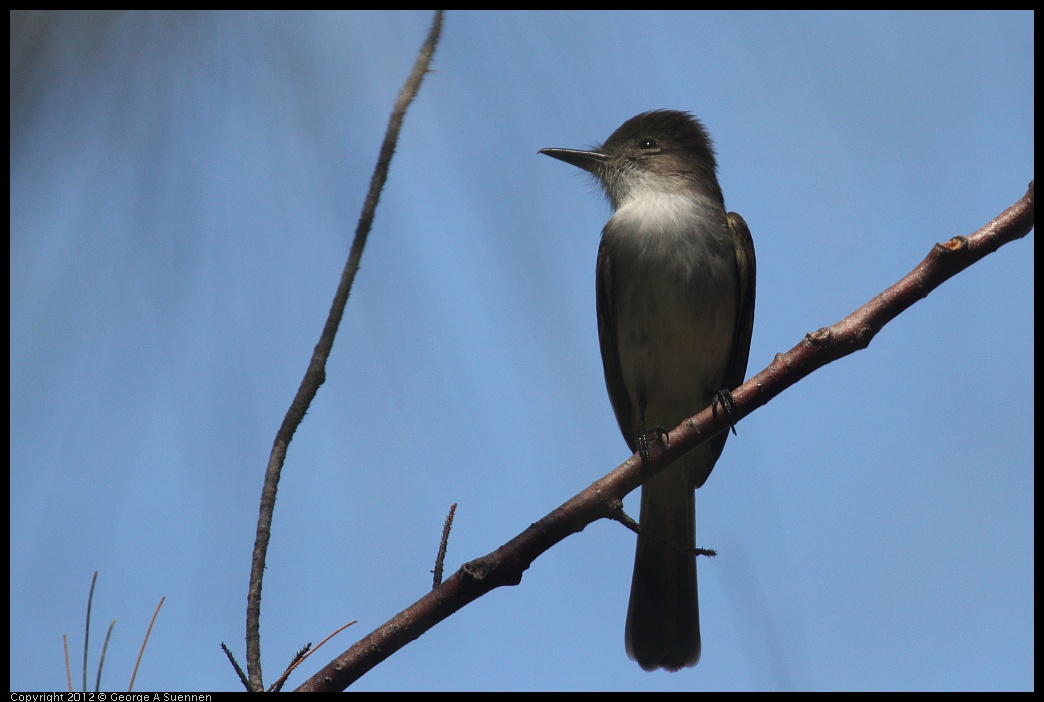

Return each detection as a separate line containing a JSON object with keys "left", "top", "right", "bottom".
{"left": 539, "top": 147, "right": 610, "bottom": 175}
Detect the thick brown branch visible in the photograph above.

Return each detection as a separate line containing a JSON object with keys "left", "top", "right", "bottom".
{"left": 297, "top": 183, "right": 1032, "bottom": 691}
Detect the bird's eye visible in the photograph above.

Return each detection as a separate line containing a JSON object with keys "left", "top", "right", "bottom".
{"left": 639, "top": 138, "right": 658, "bottom": 150}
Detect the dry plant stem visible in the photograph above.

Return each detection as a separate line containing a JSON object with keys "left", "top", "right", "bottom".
{"left": 297, "top": 183, "right": 1033, "bottom": 692}
{"left": 244, "top": 11, "right": 443, "bottom": 691}
{"left": 96, "top": 619, "right": 115, "bottom": 692}
{"left": 83, "top": 571, "right": 97, "bottom": 693}
{"left": 128, "top": 596, "right": 164, "bottom": 692}
{"left": 64, "top": 634, "right": 72, "bottom": 692}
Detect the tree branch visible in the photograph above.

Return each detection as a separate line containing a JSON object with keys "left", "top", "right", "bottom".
{"left": 244, "top": 11, "right": 444, "bottom": 691}
{"left": 296, "top": 183, "right": 1033, "bottom": 691}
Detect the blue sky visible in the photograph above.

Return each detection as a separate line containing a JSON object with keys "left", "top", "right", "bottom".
{"left": 10, "top": 11, "right": 1033, "bottom": 692}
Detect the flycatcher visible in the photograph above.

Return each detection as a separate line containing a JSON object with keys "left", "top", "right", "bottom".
{"left": 541, "top": 110, "right": 755, "bottom": 671}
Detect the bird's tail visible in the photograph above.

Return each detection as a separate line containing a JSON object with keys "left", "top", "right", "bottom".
{"left": 624, "top": 452, "right": 701, "bottom": 671}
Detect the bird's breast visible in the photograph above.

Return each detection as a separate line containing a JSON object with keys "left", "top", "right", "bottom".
{"left": 600, "top": 193, "right": 739, "bottom": 432}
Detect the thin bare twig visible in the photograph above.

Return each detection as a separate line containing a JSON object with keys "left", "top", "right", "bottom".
{"left": 605, "top": 500, "right": 716, "bottom": 557}
{"left": 244, "top": 10, "right": 444, "bottom": 691}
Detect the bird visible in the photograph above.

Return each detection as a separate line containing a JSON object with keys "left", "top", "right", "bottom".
{"left": 541, "top": 110, "right": 755, "bottom": 671}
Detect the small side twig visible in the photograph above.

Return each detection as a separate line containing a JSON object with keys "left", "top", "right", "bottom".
{"left": 267, "top": 621, "right": 357, "bottom": 693}
{"left": 221, "top": 643, "right": 249, "bottom": 691}
{"left": 433, "top": 503, "right": 457, "bottom": 588}
{"left": 605, "top": 501, "right": 716, "bottom": 557}
{"left": 270, "top": 642, "right": 312, "bottom": 693}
